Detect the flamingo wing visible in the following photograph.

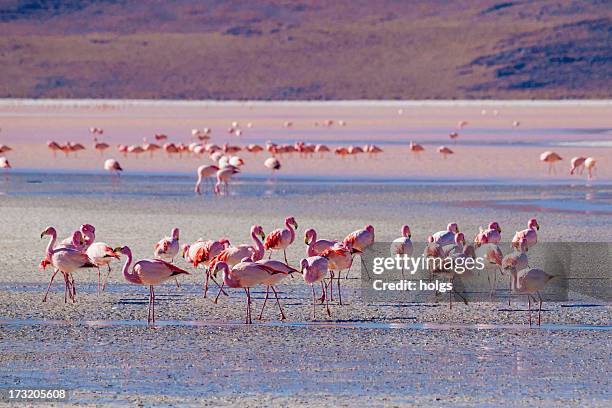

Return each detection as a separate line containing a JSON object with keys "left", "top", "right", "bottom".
{"left": 264, "top": 229, "right": 283, "bottom": 250}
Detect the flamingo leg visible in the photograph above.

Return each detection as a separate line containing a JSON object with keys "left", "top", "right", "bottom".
{"left": 209, "top": 275, "right": 228, "bottom": 296}
{"left": 102, "top": 264, "right": 112, "bottom": 291}
{"left": 329, "top": 271, "right": 334, "bottom": 301}
{"left": 337, "top": 271, "right": 343, "bottom": 306}
{"left": 203, "top": 270, "right": 210, "bottom": 297}
{"left": 174, "top": 277, "right": 180, "bottom": 288}
{"left": 96, "top": 266, "right": 101, "bottom": 295}
{"left": 311, "top": 284, "right": 316, "bottom": 319}
{"left": 318, "top": 281, "right": 325, "bottom": 303}
{"left": 360, "top": 256, "right": 371, "bottom": 279}
{"left": 527, "top": 296, "right": 532, "bottom": 326}
{"left": 271, "top": 286, "right": 286, "bottom": 320}
{"left": 152, "top": 286, "right": 156, "bottom": 324}
{"left": 258, "top": 286, "right": 270, "bottom": 320}
{"left": 244, "top": 288, "right": 252, "bottom": 324}
{"left": 147, "top": 286, "right": 152, "bottom": 323}
{"left": 214, "top": 282, "right": 225, "bottom": 304}
{"left": 537, "top": 292, "right": 543, "bottom": 326}
{"left": 324, "top": 280, "right": 331, "bottom": 317}
{"left": 283, "top": 250, "right": 288, "bottom": 265}
{"left": 43, "top": 269, "right": 60, "bottom": 302}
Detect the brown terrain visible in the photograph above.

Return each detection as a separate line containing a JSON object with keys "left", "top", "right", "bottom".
{"left": 0, "top": 0, "right": 610, "bottom": 99}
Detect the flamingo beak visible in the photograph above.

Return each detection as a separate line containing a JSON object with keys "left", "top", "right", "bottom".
{"left": 40, "top": 232, "right": 45, "bottom": 239}
{"left": 536, "top": 224, "right": 540, "bottom": 230}
{"left": 293, "top": 222, "right": 298, "bottom": 229}
{"left": 408, "top": 234, "right": 412, "bottom": 239}
{"left": 497, "top": 227, "right": 502, "bottom": 233}
{"left": 113, "top": 246, "right": 123, "bottom": 253}
{"left": 259, "top": 231, "right": 266, "bottom": 240}
{"left": 304, "top": 236, "right": 309, "bottom": 244}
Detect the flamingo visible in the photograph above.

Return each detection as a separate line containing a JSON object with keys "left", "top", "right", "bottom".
{"left": 475, "top": 235, "right": 504, "bottom": 297}
{"left": 430, "top": 223, "right": 459, "bottom": 247}
{"left": 449, "top": 132, "right": 459, "bottom": 141}
{"left": 510, "top": 267, "right": 555, "bottom": 326}
{"left": 183, "top": 238, "right": 230, "bottom": 297}
{"left": 214, "top": 166, "right": 240, "bottom": 195}
{"left": 304, "top": 228, "right": 337, "bottom": 257}
{"left": 503, "top": 237, "right": 529, "bottom": 305}
{"left": 0, "top": 144, "right": 13, "bottom": 153}
{"left": 93, "top": 139, "right": 110, "bottom": 155}
{"left": 512, "top": 218, "right": 539, "bottom": 250}
{"left": 264, "top": 216, "right": 298, "bottom": 264}
{"left": 569, "top": 157, "right": 586, "bottom": 175}
{"left": 390, "top": 225, "right": 413, "bottom": 278}
{"left": 142, "top": 138, "right": 161, "bottom": 157}
{"left": 0, "top": 156, "right": 11, "bottom": 170}
{"left": 540, "top": 151, "right": 563, "bottom": 174}
{"left": 115, "top": 246, "right": 190, "bottom": 324}
{"left": 475, "top": 221, "right": 502, "bottom": 245}
{"left": 409, "top": 142, "right": 425, "bottom": 158}
{"left": 320, "top": 242, "right": 357, "bottom": 305}
{"left": 264, "top": 157, "right": 281, "bottom": 179}
{"left": 210, "top": 226, "right": 266, "bottom": 270}
{"left": 343, "top": 224, "right": 375, "bottom": 278}
{"left": 213, "top": 260, "right": 293, "bottom": 324}
{"left": 60, "top": 224, "right": 95, "bottom": 249}
{"left": 246, "top": 144, "right": 263, "bottom": 153}
{"left": 47, "top": 141, "right": 62, "bottom": 157}
{"left": 301, "top": 256, "right": 331, "bottom": 318}
{"left": 40, "top": 227, "right": 93, "bottom": 303}
{"left": 257, "top": 259, "right": 299, "bottom": 320}
{"left": 584, "top": 157, "right": 597, "bottom": 180}
{"left": 437, "top": 146, "right": 454, "bottom": 159}
{"left": 194, "top": 164, "right": 220, "bottom": 195}
{"left": 155, "top": 134, "right": 168, "bottom": 141}
{"left": 117, "top": 144, "right": 128, "bottom": 157}
{"left": 104, "top": 159, "right": 123, "bottom": 176}
{"left": 228, "top": 156, "right": 244, "bottom": 167}
{"left": 154, "top": 227, "right": 181, "bottom": 287}
{"left": 86, "top": 242, "right": 120, "bottom": 291}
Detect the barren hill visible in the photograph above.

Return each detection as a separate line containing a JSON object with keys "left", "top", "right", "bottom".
{"left": 0, "top": 0, "right": 610, "bottom": 99}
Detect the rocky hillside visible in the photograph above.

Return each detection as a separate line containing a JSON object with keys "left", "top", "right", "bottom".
{"left": 0, "top": 0, "right": 610, "bottom": 99}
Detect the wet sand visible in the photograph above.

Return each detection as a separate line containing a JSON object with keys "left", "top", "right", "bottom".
{"left": 1, "top": 180, "right": 611, "bottom": 406}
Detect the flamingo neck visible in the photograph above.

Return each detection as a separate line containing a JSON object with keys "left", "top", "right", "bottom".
{"left": 220, "top": 264, "right": 236, "bottom": 286}
{"left": 306, "top": 231, "right": 317, "bottom": 257}
{"left": 122, "top": 249, "right": 139, "bottom": 284}
{"left": 46, "top": 230, "right": 57, "bottom": 258}
{"left": 251, "top": 230, "right": 264, "bottom": 261}
{"left": 285, "top": 219, "right": 296, "bottom": 243}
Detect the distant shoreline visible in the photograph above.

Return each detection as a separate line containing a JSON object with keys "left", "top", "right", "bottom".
{"left": 1, "top": 99, "right": 612, "bottom": 108}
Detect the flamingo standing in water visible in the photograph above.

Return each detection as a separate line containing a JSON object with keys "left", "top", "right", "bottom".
{"left": 343, "top": 225, "right": 375, "bottom": 278}
{"left": 409, "top": 142, "right": 425, "bottom": 157}
{"left": 569, "top": 157, "right": 586, "bottom": 175}
{"left": 503, "top": 237, "right": 529, "bottom": 305}
{"left": 390, "top": 225, "right": 413, "bottom": 278}
{"left": 183, "top": 238, "right": 230, "bottom": 297}
{"left": 154, "top": 227, "right": 181, "bottom": 287}
{"left": 1, "top": 157, "right": 11, "bottom": 178}
{"left": 104, "top": 159, "right": 123, "bottom": 176}
{"left": 540, "top": 151, "right": 563, "bottom": 174}
{"left": 47, "top": 141, "right": 62, "bottom": 157}
{"left": 512, "top": 218, "right": 539, "bottom": 250}
{"left": 142, "top": 139, "right": 161, "bottom": 157}
{"left": 213, "top": 260, "right": 294, "bottom": 324}
{"left": 264, "top": 216, "right": 298, "bottom": 264}
{"left": 194, "top": 164, "right": 220, "bottom": 195}
{"left": 115, "top": 246, "right": 190, "bottom": 324}
{"left": 510, "top": 267, "right": 555, "bottom": 326}
{"left": 86, "top": 242, "right": 120, "bottom": 291}
{"left": 437, "top": 146, "right": 454, "bottom": 159}
{"left": 214, "top": 166, "right": 240, "bottom": 195}
{"left": 301, "top": 256, "right": 331, "bottom": 318}
{"left": 264, "top": 157, "right": 281, "bottom": 180}
{"left": 257, "top": 259, "right": 299, "bottom": 320}
{"left": 40, "top": 227, "right": 93, "bottom": 303}
{"left": 304, "top": 228, "right": 337, "bottom": 257}
{"left": 93, "top": 139, "right": 110, "bottom": 155}
{"left": 584, "top": 157, "right": 597, "bottom": 180}
{"left": 320, "top": 242, "right": 356, "bottom": 305}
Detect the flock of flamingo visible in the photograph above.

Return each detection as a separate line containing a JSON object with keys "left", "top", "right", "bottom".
{"left": 39, "top": 216, "right": 553, "bottom": 326}
{"left": 0, "top": 120, "right": 599, "bottom": 185}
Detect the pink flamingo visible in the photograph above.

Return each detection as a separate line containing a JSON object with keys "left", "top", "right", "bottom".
{"left": 304, "top": 228, "right": 337, "bottom": 257}
{"left": 209, "top": 226, "right": 266, "bottom": 270}
{"left": 503, "top": 237, "right": 529, "bottom": 305}
{"left": 390, "top": 225, "right": 413, "bottom": 278}
{"left": 320, "top": 242, "right": 357, "bottom": 305}
{"left": 264, "top": 216, "right": 298, "bottom": 264}
{"left": 60, "top": 224, "right": 95, "bottom": 249}
{"left": 343, "top": 224, "right": 375, "bottom": 278}
{"left": 183, "top": 238, "right": 230, "bottom": 297}
{"left": 117, "top": 144, "right": 128, "bottom": 157}
{"left": 540, "top": 151, "right": 563, "bottom": 174}
{"left": 257, "top": 259, "right": 299, "bottom": 320}
{"left": 142, "top": 138, "right": 161, "bottom": 157}
{"left": 154, "top": 227, "right": 181, "bottom": 288}
{"left": 246, "top": 144, "right": 264, "bottom": 153}
{"left": 475, "top": 221, "right": 502, "bottom": 245}
{"left": 476, "top": 234, "right": 504, "bottom": 297}
{"left": 155, "top": 134, "right": 168, "bottom": 142}
{"left": 264, "top": 157, "right": 281, "bottom": 179}
{"left": 104, "top": 159, "right": 123, "bottom": 176}
{"left": 40, "top": 227, "right": 93, "bottom": 303}
{"left": 301, "top": 256, "right": 331, "bottom": 318}
{"left": 115, "top": 246, "right": 190, "bottom": 324}
{"left": 409, "top": 141, "right": 425, "bottom": 155}
{"left": 214, "top": 166, "right": 240, "bottom": 195}
{"left": 0, "top": 156, "right": 11, "bottom": 170}
{"left": 512, "top": 218, "right": 539, "bottom": 250}
{"left": 430, "top": 223, "right": 459, "bottom": 247}
{"left": 86, "top": 242, "right": 120, "bottom": 291}
{"left": 569, "top": 156, "right": 586, "bottom": 175}
{"left": 93, "top": 139, "right": 110, "bottom": 155}
{"left": 584, "top": 157, "right": 597, "bottom": 180}
{"left": 213, "top": 259, "right": 294, "bottom": 324}
{"left": 510, "top": 267, "right": 555, "bottom": 326}
{"left": 437, "top": 146, "right": 454, "bottom": 159}
{"left": 194, "top": 164, "right": 220, "bottom": 195}
{"left": 47, "top": 141, "right": 62, "bottom": 157}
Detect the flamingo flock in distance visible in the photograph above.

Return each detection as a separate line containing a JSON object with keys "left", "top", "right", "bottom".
{"left": 38, "top": 216, "right": 554, "bottom": 326}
